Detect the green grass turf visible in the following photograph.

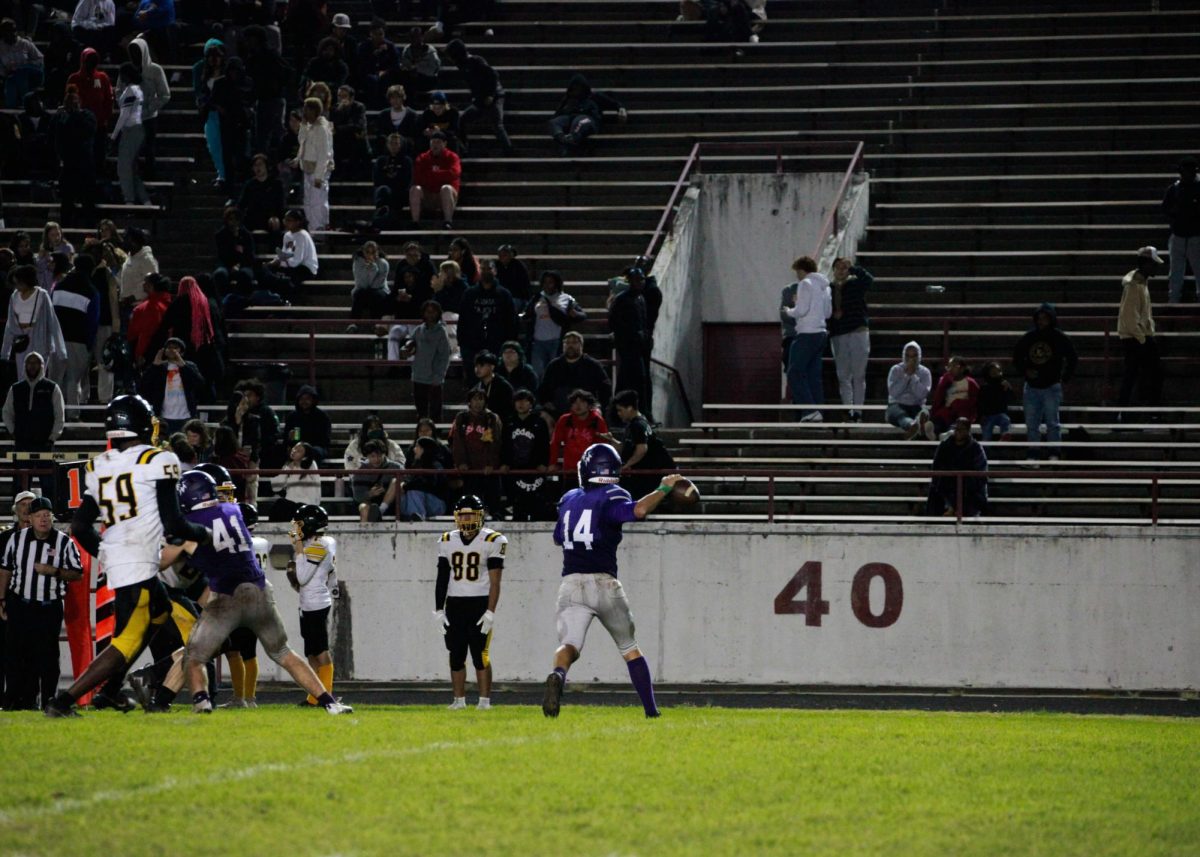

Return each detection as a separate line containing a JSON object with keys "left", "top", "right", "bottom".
{"left": 0, "top": 705, "right": 1197, "bottom": 856}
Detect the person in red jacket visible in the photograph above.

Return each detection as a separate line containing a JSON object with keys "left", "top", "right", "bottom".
{"left": 125, "top": 272, "right": 172, "bottom": 364}
{"left": 409, "top": 130, "right": 461, "bottom": 229}
{"left": 928, "top": 355, "right": 980, "bottom": 439}
{"left": 450, "top": 388, "right": 503, "bottom": 514}
{"left": 65, "top": 47, "right": 113, "bottom": 172}
{"left": 549, "top": 389, "right": 609, "bottom": 493}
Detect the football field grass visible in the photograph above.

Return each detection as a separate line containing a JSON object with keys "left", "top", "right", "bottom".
{"left": 1, "top": 704, "right": 1197, "bottom": 856}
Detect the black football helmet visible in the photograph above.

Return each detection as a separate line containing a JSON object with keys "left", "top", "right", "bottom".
{"left": 100, "top": 334, "right": 133, "bottom": 372}
{"left": 292, "top": 504, "right": 328, "bottom": 539}
{"left": 453, "top": 495, "right": 485, "bottom": 539}
{"left": 105, "top": 394, "right": 158, "bottom": 443}
{"left": 238, "top": 502, "right": 259, "bottom": 530}
{"left": 195, "top": 463, "right": 236, "bottom": 503}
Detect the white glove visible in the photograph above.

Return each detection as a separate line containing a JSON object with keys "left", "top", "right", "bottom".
{"left": 434, "top": 609, "right": 449, "bottom": 633}
{"left": 476, "top": 610, "right": 495, "bottom": 635}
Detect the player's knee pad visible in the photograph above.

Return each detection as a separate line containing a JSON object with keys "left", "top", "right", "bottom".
{"left": 266, "top": 645, "right": 293, "bottom": 666}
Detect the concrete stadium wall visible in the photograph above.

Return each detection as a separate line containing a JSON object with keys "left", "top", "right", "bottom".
{"left": 246, "top": 523, "right": 1200, "bottom": 691}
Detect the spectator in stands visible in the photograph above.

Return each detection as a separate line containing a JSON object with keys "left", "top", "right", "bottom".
{"left": 8, "top": 231, "right": 34, "bottom": 268}
{"left": 275, "top": 109, "right": 303, "bottom": 191}
{"left": 260, "top": 208, "right": 318, "bottom": 302}
{"left": 357, "top": 18, "right": 401, "bottom": 108}
{"left": 133, "top": 0, "right": 175, "bottom": 63}
{"left": 241, "top": 26, "right": 292, "bottom": 155}
{"left": 450, "top": 388, "right": 503, "bottom": 514}
{"left": 118, "top": 227, "right": 157, "bottom": 326}
{"left": 332, "top": 85, "right": 372, "bottom": 179}
{"left": 926, "top": 418, "right": 988, "bottom": 518}
{"left": 18, "top": 92, "right": 56, "bottom": 182}
{"left": 458, "top": 264, "right": 517, "bottom": 368}
{"left": 269, "top": 441, "right": 321, "bottom": 521}
{"left": 184, "top": 418, "right": 211, "bottom": 461}
{"left": 42, "top": 22, "right": 81, "bottom": 106}
{"left": 151, "top": 275, "right": 224, "bottom": 397}
{"left": 929, "top": 356, "right": 979, "bottom": 440}
{"left": 305, "top": 81, "right": 334, "bottom": 116}
{"left": 1012, "top": 302, "right": 1077, "bottom": 462}
{"left": 372, "top": 133, "right": 413, "bottom": 230}
{"left": 72, "top": 0, "right": 116, "bottom": 57}
{"left": 211, "top": 425, "right": 252, "bottom": 501}
{"left": 210, "top": 57, "right": 253, "bottom": 186}
{"left": 126, "top": 271, "right": 171, "bottom": 364}
{"left": 525, "top": 270, "right": 587, "bottom": 378}
{"left": 379, "top": 435, "right": 447, "bottom": 522}
{"left": 52, "top": 85, "right": 98, "bottom": 227}
{"left": 128, "top": 35, "right": 169, "bottom": 178}
{"left": 1163, "top": 156, "right": 1200, "bottom": 304}
{"left": 549, "top": 73, "right": 626, "bottom": 156}
{"left": 238, "top": 153, "right": 287, "bottom": 240}
{"left": 418, "top": 91, "right": 461, "bottom": 153}
{"left": 110, "top": 62, "right": 153, "bottom": 205}
{"left": 354, "top": 439, "right": 404, "bottom": 522}
{"left": 85, "top": 239, "right": 121, "bottom": 403}
{"left": 50, "top": 255, "right": 99, "bottom": 420}
{"left": 390, "top": 240, "right": 437, "bottom": 311}
{"left": 0, "top": 19, "right": 43, "bottom": 109}
{"left": 214, "top": 206, "right": 257, "bottom": 298}
{"left": 448, "top": 236, "right": 480, "bottom": 285}
{"left": 501, "top": 388, "right": 550, "bottom": 521}
{"left": 783, "top": 256, "right": 832, "bottom": 422}
{"left": 549, "top": 389, "right": 609, "bottom": 491}
{"left": 295, "top": 97, "right": 334, "bottom": 231}
{"left": 539, "top": 331, "right": 610, "bottom": 423}
{"left": 169, "top": 431, "right": 197, "bottom": 470}
{"left": 611, "top": 388, "right": 675, "bottom": 500}
{"left": 885, "top": 341, "right": 933, "bottom": 439}
{"left": 344, "top": 413, "right": 407, "bottom": 473}
{"left": 430, "top": 259, "right": 467, "bottom": 314}
{"left": 193, "top": 38, "right": 227, "bottom": 188}
{"left": 607, "top": 270, "right": 650, "bottom": 423}
{"left": 225, "top": 376, "right": 281, "bottom": 471}
{"left": 349, "top": 240, "right": 391, "bottom": 329}
{"left": 473, "top": 352, "right": 514, "bottom": 425}
{"left": 400, "top": 299, "right": 452, "bottom": 420}
{"left": 444, "top": 39, "right": 512, "bottom": 155}
{"left": 410, "top": 130, "right": 460, "bottom": 229}
{"left": 1, "top": 353, "right": 64, "bottom": 501}
{"left": 399, "top": 27, "right": 439, "bottom": 106}
{"left": 140, "top": 337, "right": 207, "bottom": 434}
{"left": 36, "top": 223, "right": 75, "bottom": 293}
{"left": 302, "top": 36, "right": 349, "bottom": 96}
{"left": 828, "top": 257, "right": 873, "bottom": 422}
{"left": 976, "top": 362, "right": 1013, "bottom": 443}
{"left": 328, "top": 13, "right": 359, "bottom": 78}
{"left": 284, "top": 384, "right": 332, "bottom": 463}
{"left": 495, "top": 245, "right": 531, "bottom": 312}
{"left": 498, "top": 340, "right": 538, "bottom": 392}
{"left": 1118, "top": 247, "right": 1164, "bottom": 414}
{"left": 2, "top": 266, "right": 66, "bottom": 383}
{"left": 376, "top": 84, "right": 420, "bottom": 155}
{"left": 66, "top": 47, "right": 112, "bottom": 174}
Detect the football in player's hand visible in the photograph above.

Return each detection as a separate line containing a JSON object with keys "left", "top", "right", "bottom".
{"left": 670, "top": 477, "right": 700, "bottom": 507}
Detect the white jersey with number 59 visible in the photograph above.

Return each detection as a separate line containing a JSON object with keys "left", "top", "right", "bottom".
{"left": 84, "top": 444, "right": 182, "bottom": 588}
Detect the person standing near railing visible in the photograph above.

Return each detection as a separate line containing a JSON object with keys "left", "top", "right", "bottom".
{"left": 827, "top": 257, "right": 873, "bottom": 423}
{"left": 783, "top": 256, "right": 832, "bottom": 422}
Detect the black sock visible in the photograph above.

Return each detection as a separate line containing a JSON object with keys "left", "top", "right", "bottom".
{"left": 192, "top": 691, "right": 210, "bottom": 705}
{"left": 317, "top": 692, "right": 335, "bottom": 708}
{"left": 153, "top": 686, "right": 177, "bottom": 707}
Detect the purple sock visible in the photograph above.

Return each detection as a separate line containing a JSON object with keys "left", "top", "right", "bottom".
{"left": 625, "top": 656, "right": 659, "bottom": 717}
{"left": 553, "top": 667, "right": 567, "bottom": 683}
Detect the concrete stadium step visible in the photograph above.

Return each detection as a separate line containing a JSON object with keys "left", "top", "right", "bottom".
{"left": 861, "top": 224, "right": 1166, "bottom": 251}
{"left": 870, "top": 202, "right": 1164, "bottom": 227}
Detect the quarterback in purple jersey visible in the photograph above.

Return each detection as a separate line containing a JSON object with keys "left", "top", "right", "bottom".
{"left": 542, "top": 443, "right": 682, "bottom": 718}
{"left": 159, "top": 471, "right": 352, "bottom": 715}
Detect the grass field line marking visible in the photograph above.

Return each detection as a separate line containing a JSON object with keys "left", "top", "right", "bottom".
{"left": 0, "top": 720, "right": 689, "bottom": 827}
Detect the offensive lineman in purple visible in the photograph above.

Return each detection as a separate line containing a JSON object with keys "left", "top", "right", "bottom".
{"left": 553, "top": 485, "right": 638, "bottom": 576}
{"left": 184, "top": 503, "right": 265, "bottom": 595}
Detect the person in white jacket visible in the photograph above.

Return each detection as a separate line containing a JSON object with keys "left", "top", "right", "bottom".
{"left": 270, "top": 441, "right": 322, "bottom": 521}
{"left": 783, "top": 255, "right": 832, "bottom": 422}
{"left": 261, "top": 208, "right": 318, "bottom": 302}
{"left": 295, "top": 96, "right": 334, "bottom": 231}
{"left": 886, "top": 340, "right": 933, "bottom": 438}
{"left": 110, "top": 63, "right": 150, "bottom": 205}
{"left": 129, "top": 36, "right": 169, "bottom": 176}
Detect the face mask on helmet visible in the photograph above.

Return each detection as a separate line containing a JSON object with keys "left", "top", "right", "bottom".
{"left": 454, "top": 505, "right": 484, "bottom": 538}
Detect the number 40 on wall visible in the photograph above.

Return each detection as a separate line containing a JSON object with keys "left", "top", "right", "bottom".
{"left": 774, "top": 562, "right": 903, "bottom": 628}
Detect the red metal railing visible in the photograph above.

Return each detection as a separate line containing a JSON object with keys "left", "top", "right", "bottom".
{"left": 643, "top": 140, "right": 867, "bottom": 262}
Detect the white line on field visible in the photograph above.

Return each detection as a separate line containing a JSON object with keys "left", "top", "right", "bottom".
{"left": 0, "top": 721, "right": 678, "bottom": 827}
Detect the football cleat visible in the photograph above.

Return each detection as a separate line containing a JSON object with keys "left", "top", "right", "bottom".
{"left": 218, "top": 698, "right": 251, "bottom": 709}
{"left": 193, "top": 699, "right": 213, "bottom": 715}
{"left": 92, "top": 689, "right": 137, "bottom": 713}
{"left": 476, "top": 699, "right": 491, "bottom": 711}
{"left": 324, "top": 700, "right": 353, "bottom": 715}
{"left": 447, "top": 698, "right": 467, "bottom": 710}
{"left": 44, "top": 695, "right": 80, "bottom": 718}
{"left": 127, "top": 669, "right": 155, "bottom": 712}
{"left": 542, "top": 673, "right": 563, "bottom": 718}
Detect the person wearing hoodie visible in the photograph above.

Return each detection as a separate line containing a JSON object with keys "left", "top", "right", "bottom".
{"left": 400, "top": 300, "right": 453, "bottom": 421}
{"left": 149, "top": 275, "right": 223, "bottom": 398}
{"left": 284, "top": 385, "right": 333, "bottom": 463}
{"left": 71, "top": 0, "right": 116, "bottom": 57}
{"left": 110, "top": 62, "right": 151, "bottom": 205}
{"left": 52, "top": 85, "right": 98, "bottom": 227}
{"left": 1012, "top": 302, "right": 1078, "bottom": 461}
{"left": 783, "top": 255, "right": 832, "bottom": 422}
{"left": 125, "top": 271, "right": 171, "bottom": 362}
{"left": 193, "top": 38, "right": 227, "bottom": 186}
{"left": 2, "top": 266, "right": 67, "bottom": 383}
{"left": 498, "top": 340, "right": 538, "bottom": 392}
{"left": 886, "top": 340, "right": 933, "bottom": 438}
{"left": 444, "top": 39, "right": 511, "bottom": 155}
{"left": 129, "top": 36, "right": 169, "bottom": 177}
{"left": 928, "top": 356, "right": 979, "bottom": 439}
{"left": 211, "top": 56, "right": 254, "bottom": 185}
{"left": 926, "top": 417, "right": 988, "bottom": 518}
{"left": 2, "top": 352, "right": 65, "bottom": 501}
{"left": 975, "top": 362, "right": 1013, "bottom": 443}
{"left": 50, "top": 255, "right": 100, "bottom": 419}
{"left": 494, "top": 245, "right": 531, "bottom": 312}
{"left": 65, "top": 47, "right": 113, "bottom": 172}
{"left": 523, "top": 270, "right": 587, "bottom": 378}
{"left": 549, "top": 73, "right": 626, "bottom": 155}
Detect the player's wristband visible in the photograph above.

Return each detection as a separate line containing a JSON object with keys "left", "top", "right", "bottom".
{"left": 656, "top": 483, "right": 673, "bottom": 495}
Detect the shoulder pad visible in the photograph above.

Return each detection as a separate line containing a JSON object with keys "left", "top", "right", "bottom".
{"left": 440, "top": 532, "right": 452, "bottom": 542}
{"left": 303, "top": 544, "right": 328, "bottom": 562}
{"left": 137, "top": 448, "right": 163, "bottom": 465}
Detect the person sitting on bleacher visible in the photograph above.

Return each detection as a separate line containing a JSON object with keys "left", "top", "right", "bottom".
{"left": 284, "top": 384, "right": 333, "bottom": 463}
{"left": 269, "top": 441, "right": 322, "bottom": 521}
{"left": 301, "top": 37, "right": 350, "bottom": 100}
{"left": 549, "top": 73, "right": 626, "bottom": 156}
{"left": 214, "top": 206, "right": 258, "bottom": 298}
{"left": 259, "top": 208, "right": 318, "bottom": 303}
{"left": 238, "top": 153, "right": 286, "bottom": 245}
{"left": 399, "top": 27, "right": 440, "bottom": 108}
{"left": 417, "top": 91, "right": 461, "bottom": 153}
{"left": 332, "top": 84, "right": 373, "bottom": 179}
{"left": 926, "top": 417, "right": 988, "bottom": 518}
{"left": 372, "top": 133, "right": 414, "bottom": 230}
{"left": 928, "top": 356, "right": 979, "bottom": 441}
{"left": 356, "top": 18, "right": 401, "bottom": 109}
{"left": 353, "top": 439, "right": 404, "bottom": 523}
{"left": 975, "top": 362, "right": 1013, "bottom": 443}
{"left": 389, "top": 241, "right": 438, "bottom": 312}
{"left": 410, "top": 130, "right": 461, "bottom": 229}
{"left": 71, "top": 0, "right": 117, "bottom": 59}
{"left": 0, "top": 18, "right": 44, "bottom": 110}
{"left": 444, "top": 39, "right": 512, "bottom": 156}
{"left": 885, "top": 340, "right": 932, "bottom": 440}
{"left": 375, "top": 84, "right": 421, "bottom": 155}
{"left": 350, "top": 240, "right": 391, "bottom": 328}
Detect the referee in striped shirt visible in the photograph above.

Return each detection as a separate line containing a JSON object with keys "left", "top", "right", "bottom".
{"left": 0, "top": 497, "right": 83, "bottom": 711}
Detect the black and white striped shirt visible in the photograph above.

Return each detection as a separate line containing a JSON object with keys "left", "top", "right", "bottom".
{"left": 1, "top": 527, "right": 82, "bottom": 603}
